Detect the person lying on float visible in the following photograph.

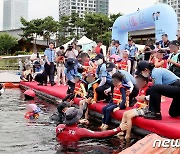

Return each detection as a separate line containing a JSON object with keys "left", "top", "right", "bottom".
{"left": 56, "top": 107, "right": 127, "bottom": 142}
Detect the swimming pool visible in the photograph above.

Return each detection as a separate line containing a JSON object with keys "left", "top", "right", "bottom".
{"left": 0, "top": 89, "right": 140, "bottom": 154}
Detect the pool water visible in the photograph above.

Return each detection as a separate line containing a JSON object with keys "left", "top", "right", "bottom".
{"left": 0, "top": 89, "right": 140, "bottom": 154}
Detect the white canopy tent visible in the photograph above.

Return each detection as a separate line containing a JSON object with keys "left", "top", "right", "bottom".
{"left": 77, "top": 36, "right": 96, "bottom": 52}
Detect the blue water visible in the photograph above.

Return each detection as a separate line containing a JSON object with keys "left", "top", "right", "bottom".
{"left": 0, "top": 89, "right": 139, "bottom": 154}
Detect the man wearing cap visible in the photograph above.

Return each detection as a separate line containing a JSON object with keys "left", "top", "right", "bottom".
{"left": 105, "top": 62, "right": 139, "bottom": 107}
{"left": 56, "top": 107, "right": 127, "bottom": 142}
{"left": 135, "top": 61, "right": 180, "bottom": 120}
{"left": 167, "top": 40, "right": 180, "bottom": 77}
{"left": 125, "top": 38, "right": 138, "bottom": 74}
{"left": 44, "top": 42, "right": 56, "bottom": 86}
{"left": 94, "top": 54, "right": 112, "bottom": 101}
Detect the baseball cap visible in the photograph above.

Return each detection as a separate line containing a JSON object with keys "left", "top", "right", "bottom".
{"left": 135, "top": 61, "right": 150, "bottom": 75}
{"left": 106, "top": 62, "right": 116, "bottom": 72}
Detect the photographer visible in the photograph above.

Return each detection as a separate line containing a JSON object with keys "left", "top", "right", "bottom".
{"left": 65, "top": 43, "right": 78, "bottom": 59}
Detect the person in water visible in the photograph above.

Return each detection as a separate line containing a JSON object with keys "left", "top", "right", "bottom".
{"left": 51, "top": 101, "right": 89, "bottom": 125}
{"left": 56, "top": 107, "right": 127, "bottom": 142}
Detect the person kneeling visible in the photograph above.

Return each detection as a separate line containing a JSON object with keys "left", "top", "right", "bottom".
{"left": 62, "top": 73, "right": 87, "bottom": 105}
{"left": 101, "top": 72, "right": 128, "bottom": 130}
{"left": 119, "top": 75, "right": 150, "bottom": 139}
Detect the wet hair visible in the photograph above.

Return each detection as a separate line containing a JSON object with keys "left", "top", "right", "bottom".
{"left": 112, "top": 72, "right": 123, "bottom": 82}
{"left": 136, "top": 74, "right": 149, "bottom": 83}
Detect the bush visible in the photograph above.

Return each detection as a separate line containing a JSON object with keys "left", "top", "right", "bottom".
{"left": 14, "top": 51, "right": 29, "bottom": 56}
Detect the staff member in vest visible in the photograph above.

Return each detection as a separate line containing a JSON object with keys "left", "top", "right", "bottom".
{"left": 167, "top": 40, "right": 180, "bottom": 77}
{"left": 44, "top": 42, "right": 56, "bottom": 86}
{"left": 135, "top": 61, "right": 180, "bottom": 120}
{"left": 105, "top": 62, "right": 139, "bottom": 107}
{"left": 95, "top": 54, "right": 112, "bottom": 101}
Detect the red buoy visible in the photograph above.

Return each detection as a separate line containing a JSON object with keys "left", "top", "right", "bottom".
{"left": 24, "top": 89, "right": 36, "bottom": 100}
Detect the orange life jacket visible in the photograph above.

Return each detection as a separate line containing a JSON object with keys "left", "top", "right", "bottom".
{"left": 135, "top": 85, "right": 149, "bottom": 109}
{"left": 113, "top": 85, "right": 123, "bottom": 104}
{"left": 74, "top": 81, "right": 84, "bottom": 97}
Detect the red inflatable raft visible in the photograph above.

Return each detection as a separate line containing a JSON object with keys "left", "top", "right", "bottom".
{"left": 20, "top": 81, "right": 180, "bottom": 139}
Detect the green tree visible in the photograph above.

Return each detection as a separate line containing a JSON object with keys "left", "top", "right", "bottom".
{"left": 109, "top": 13, "right": 123, "bottom": 26}
{"left": 0, "top": 33, "right": 18, "bottom": 55}
{"left": 42, "top": 16, "right": 59, "bottom": 45}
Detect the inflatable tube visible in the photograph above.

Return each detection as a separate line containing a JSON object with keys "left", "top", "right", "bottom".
{"left": 20, "top": 81, "right": 180, "bottom": 139}
{"left": 119, "top": 134, "right": 180, "bottom": 154}
{"left": 3, "top": 82, "right": 19, "bottom": 89}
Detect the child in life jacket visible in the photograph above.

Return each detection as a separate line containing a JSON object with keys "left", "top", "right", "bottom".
{"left": 116, "top": 50, "right": 131, "bottom": 73}
{"left": 119, "top": 75, "right": 150, "bottom": 139}
{"left": 62, "top": 73, "right": 87, "bottom": 104}
{"left": 79, "top": 72, "right": 99, "bottom": 119}
{"left": 25, "top": 104, "right": 41, "bottom": 120}
{"left": 100, "top": 72, "right": 127, "bottom": 130}
{"left": 154, "top": 50, "right": 167, "bottom": 68}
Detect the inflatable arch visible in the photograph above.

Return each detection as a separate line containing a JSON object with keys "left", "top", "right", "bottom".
{"left": 112, "top": 3, "right": 178, "bottom": 50}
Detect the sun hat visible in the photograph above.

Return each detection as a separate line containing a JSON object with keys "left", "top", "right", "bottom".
{"left": 64, "top": 107, "right": 83, "bottom": 126}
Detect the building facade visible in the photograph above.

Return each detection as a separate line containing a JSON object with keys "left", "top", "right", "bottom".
{"left": 59, "top": 0, "right": 109, "bottom": 19}
{"left": 3, "top": 0, "right": 28, "bottom": 30}
{"left": 158, "top": 0, "right": 180, "bottom": 27}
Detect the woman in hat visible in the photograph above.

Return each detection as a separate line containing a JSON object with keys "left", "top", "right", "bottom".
{"left": 56, "top": 107, "right": 127, "bottom": 142}
{"left": 64, "top": 58, "right": 82, "bottom": 94}
{"left": 20, "top": 64, "right": 33, "bottom": 82}
{"left": 62, "top": 73, "right": 87, "bottom": 104}
{"left": 135, "top": 60, "right": 180, "bottom": 120}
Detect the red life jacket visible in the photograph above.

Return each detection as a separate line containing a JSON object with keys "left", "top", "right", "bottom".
{"left": 120, "top": 59, "right": 128, "bottom": 71}
{"left": 113, "top": 85, "right": 123, "bottom": 104}
{"left": 135, "top": 85, "right": 149, "bottom": 109}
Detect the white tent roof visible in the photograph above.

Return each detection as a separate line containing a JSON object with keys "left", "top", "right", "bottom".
{"left": 78, "top": 36, "right": 94, "bottom": 45}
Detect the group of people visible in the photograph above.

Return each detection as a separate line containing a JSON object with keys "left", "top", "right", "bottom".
{"left": 20, "top": 34, "right": 180, "bottom": 141}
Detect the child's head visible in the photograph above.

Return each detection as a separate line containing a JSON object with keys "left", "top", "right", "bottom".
{"left": 25, "top": 64, "right": 31, "bottom": 70}
{"left": 122, "top": 50, "right": 129, "bottom": 58}
{"left": 136, "top": 74, "right": 149, "bottom": 89}
{"left": 156, "top": 50, "right": 165, "bottom": 59}
{"left": 57, "top": 101, "right": 70, "bottom": 114}
{"left": 86, "top": 73, "right": 96, "bottom": 83}
{"left": 112, "top": 72, "right": 123, "bottom": 86}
